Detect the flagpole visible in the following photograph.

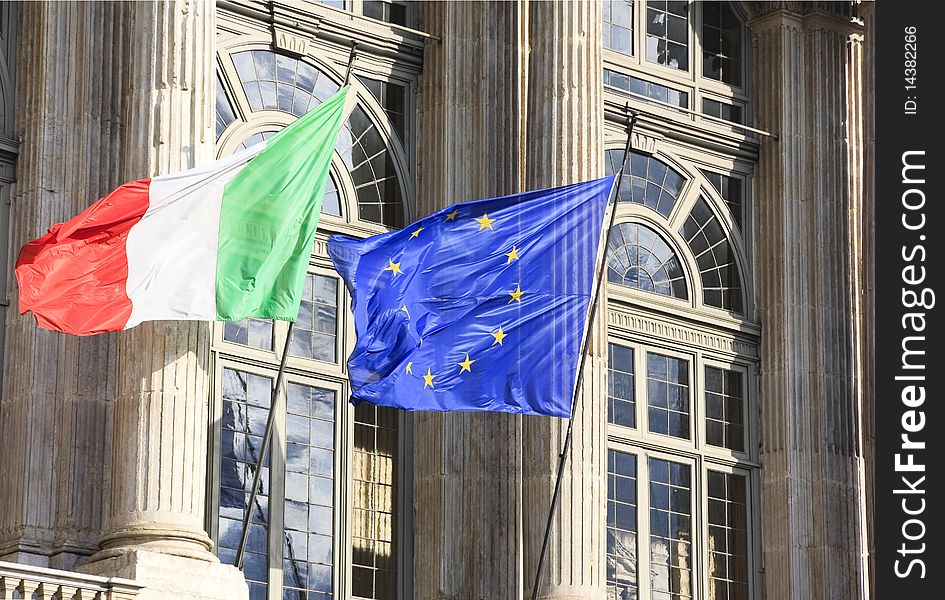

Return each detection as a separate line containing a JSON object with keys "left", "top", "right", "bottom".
{"left": 343, "top": 42, "right": 358, "bottom": 85}
{"left": 235, "top": 320, "right": 295, "bottom": 569}
{"left": 529, "top": 106, "right": 638, "bottom": 600}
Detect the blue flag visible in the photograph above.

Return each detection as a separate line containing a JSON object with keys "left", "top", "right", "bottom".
{"left": 328, "top": 176, "right": 616, "bottom": 418}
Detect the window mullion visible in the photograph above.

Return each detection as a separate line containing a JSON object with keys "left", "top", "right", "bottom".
{"left": 637, "top": 451, "right": 653, "bottom": 600}
{"left": 269, "top": 382, "right": 288, "bottom": 600}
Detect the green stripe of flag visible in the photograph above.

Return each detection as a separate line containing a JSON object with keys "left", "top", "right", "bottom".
{"left": 215, "top": 86, "right": 348, "bottom": 321}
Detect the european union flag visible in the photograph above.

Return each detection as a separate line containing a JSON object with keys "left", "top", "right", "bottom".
{"left": 328, "top": 176, "right": 616, "bottom": 418}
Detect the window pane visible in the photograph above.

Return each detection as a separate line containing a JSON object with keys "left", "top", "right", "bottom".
{"left": 699, "top": 170, "right": 743, "bottom": 230}
{"left": 607, "top": 450, "right": 638, "bottom": 599}
{"left": 224, "top": 317, "right": 274, "bottom": 351}
{"left": 232, "top": 50, "right": 405, "bottom": 228}
{"left": 290, "top": 274, "right": 339, "bottom": 362}
{"left": 603, "top": 0, "right": 634, "bottom": 56}
{"left": 357, "top": 75, "right": 407, "bottom": 142}
{"left": 701, "top": 1, "right": 743, "bottom": 86}
{"left": 219, "top": 369, "right": 273, "bottom": 595}
{"left": 353, "top": 403, "right": 399, "bottom": 599}
{"left": 679, "top": 197, "right": 743, "bottom": 312}
{"left": 649, "top": 458, "right": 692, "bottom": 600}
{"left": 707, "top": 471, "right": 750, "bottom": 600}
{"left": 608, "top": 343, "right": 636, "bottom": 428}
{"left": 604, "top": 69, "right": 690, "bottom": 111}
{"left": 283, "top": 384, "right": 336, "bottom": 598}
{"left": 703, "top": 98, "right": 744, "bottom": 124}
{"left": 606, "top": 223, "right": 688, "bottom": 301}
{"left": 705, "top": 367, "right": 745, "bottom": 451}
{"left": 646, "top": 353, "right": 690, "bottom": 439}
{"left": 606, "top": 150, "right": 687, "bottom": 217}
{"left": 646, "top": 2, "right": 689, "bottom": 71}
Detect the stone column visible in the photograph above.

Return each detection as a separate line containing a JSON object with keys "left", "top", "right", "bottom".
{"left": 413, "top": 2, "right": 527, "bottom": 598}
{"left": 857, "top": 2, "right": 876, "bottom": 595}
{"left": 78, "top": 2, "right": 246, "bottom": 598}
{"left": 747, "top": 4, "right": 869, "bottom": 599}
{"left": 0, "top": 1, "right": 122, "bottom": 569}
{"left": 521, "top": 3, "right": 605, "bottom": 600}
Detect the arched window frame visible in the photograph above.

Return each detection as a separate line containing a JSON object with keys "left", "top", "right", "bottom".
{"left": 602, "top": 130, "right": 762, "bottom": 600}
{"left": 214, "top": 35, "right": 416, "bottom": 234}
{"left": 209, "top": 34, "right": 416, "bottom": 600}
{"left": 604, "top": 143, "right": 753, "bottom": 323}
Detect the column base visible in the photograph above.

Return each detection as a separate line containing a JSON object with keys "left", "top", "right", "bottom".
{"left": 78, "top": 549, "right": 248, "bottom": 600}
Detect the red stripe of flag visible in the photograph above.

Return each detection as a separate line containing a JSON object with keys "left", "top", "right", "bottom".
{"left": 15, "top": 178, "right": 152, "bottom": 335}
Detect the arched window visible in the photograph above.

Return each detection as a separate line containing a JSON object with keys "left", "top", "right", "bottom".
{"left": 603, "top": 143, "right": 755, "bottom": 600}
{"left": 679, "top": 196, "right": 743, "bottom": 313}
{"left": 217, "top": 49, "right": 407, "bottom": 229}
{"left": 606, "top": 150, "right": 686, "bottom": 219}
{"left": 211, "top": 38, "right": 412, "bottom": 600}
{"left": 607, "top": 222, "right": 688, "bottom": 300}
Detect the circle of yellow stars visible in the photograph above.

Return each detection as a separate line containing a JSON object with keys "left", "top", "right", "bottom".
{"left": 384, "top": 207, "right": 528, "bottom": 391}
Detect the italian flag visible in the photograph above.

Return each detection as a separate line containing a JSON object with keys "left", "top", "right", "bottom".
{"left": 16, "top": 87, "right": 349, "bottom": 336}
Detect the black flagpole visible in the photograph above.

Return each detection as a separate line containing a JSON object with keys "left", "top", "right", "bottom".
{"left": 235, "top": 41, "right": 360, "bottom": 571}
{"left": 235, "top": 320, "right": 295, "bottom": 569}
{"left": 529, "top": 106, "right": 638, "bottom": 600}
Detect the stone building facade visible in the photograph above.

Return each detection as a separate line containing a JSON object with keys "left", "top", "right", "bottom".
{"left": 0, "top": 2, "right": 874, "bottom": 600}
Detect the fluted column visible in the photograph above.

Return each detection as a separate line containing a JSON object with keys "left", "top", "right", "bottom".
{"left": 78, "top": 2, "right": 246, "bottom": 598}
{"left": 857, "top": 2, "right": 875, "bottom": 595}
{"left": 414, "top": 2, "right": 527, "bottom": 598}
{"left": 0, "top": 1, "right": 122, "bottom": 569}
{"left": 748, "top": 4, "right": 869, "bottom": 599}
{"left": 522, "top": 2, "right": 605, "bottom": 600}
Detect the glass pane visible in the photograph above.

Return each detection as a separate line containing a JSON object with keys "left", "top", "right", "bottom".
{"left": 607, "top": 450, "right": 638, "bottom": 600}
{"left": 290, "top": 274, "right": 338, "bottom": 362}
{"left": 649, "top": 458, "right": 692, "bottom": 599}
{"left": 608, "top": 343, "right": 636, "bottom": 428}
{"left": 283, "top": 384, "right": 336, "bottom": 598}
{"left": 701, "top": 1, "right": 743, "bottom": 85}
{"left": 603, "top": 0, "right": 635, "bottom": 56}
{"left": 646, "top": 353, "right": 690, "bottom": 439}
{"left": 646, "top": 2, "right": 689, "bottom": 71}
{"left": 678, "top": 197, "right": 743, "bottom": 312}
{"left": 352, "top": 403, "right": 399, "bottom": 598}
{"left": 707, "top": 471, "right": 750, "bottom": 600}
{"left": 224, "top": 317, "right": 274, "bottom": 351}
{"left": 606, "top": 223, "right": 688, "bottom": 301}
{"left": 218, "top": 368, "right": 273, "bottom": 594}
{"left": 705, "top": 367, "right": 745, "bottom": 451}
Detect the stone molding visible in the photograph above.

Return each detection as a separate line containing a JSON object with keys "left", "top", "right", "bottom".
{"left": 607, "top": 310, "right": 759, "bottom": 360}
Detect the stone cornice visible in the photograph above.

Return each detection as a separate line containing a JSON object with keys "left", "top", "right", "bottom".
{"left": 746, "top": 1, "right": 864, "bottom": 35}
{"left": 607, "top": 308, "right": 760, "bottom": 360}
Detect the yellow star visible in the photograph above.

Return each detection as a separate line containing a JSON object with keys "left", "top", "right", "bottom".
{"left": 445, "top": 208, "right": 459, "bottom": 221}
{"left": 475, "top": 213, "right": 496, "bottom": 231}
{"left": 509, "top": 284, "right": 524, "bottom": 303}
{"left": 405, "top": 361, "right": 413, "bottom": 375}
{"left": 505, "top": 246, "right": 521, "bottom": 264}
{"left": 458, "top": 353, "right": 475, "bottom": 374}
{"left": 383, "top": 258, "right": 403, "bottom": 276}
{"left": 423, "top": 367, "right": 436, "bottom": 389}
{"left": 491, "top": 326, "right": 507, "bottom": 346}
{"left": 400, "top": 305, "right": 410, "bottom": 317}
{"left": 410, "top": 226, "right": 424, "bottom": 239}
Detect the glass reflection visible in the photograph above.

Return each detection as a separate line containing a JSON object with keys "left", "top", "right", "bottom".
{"left": 607, "top": 450, "right": 638, "bottom": 600}
{"left": 649, "top": 458, "right": 692, "bottom": 600}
